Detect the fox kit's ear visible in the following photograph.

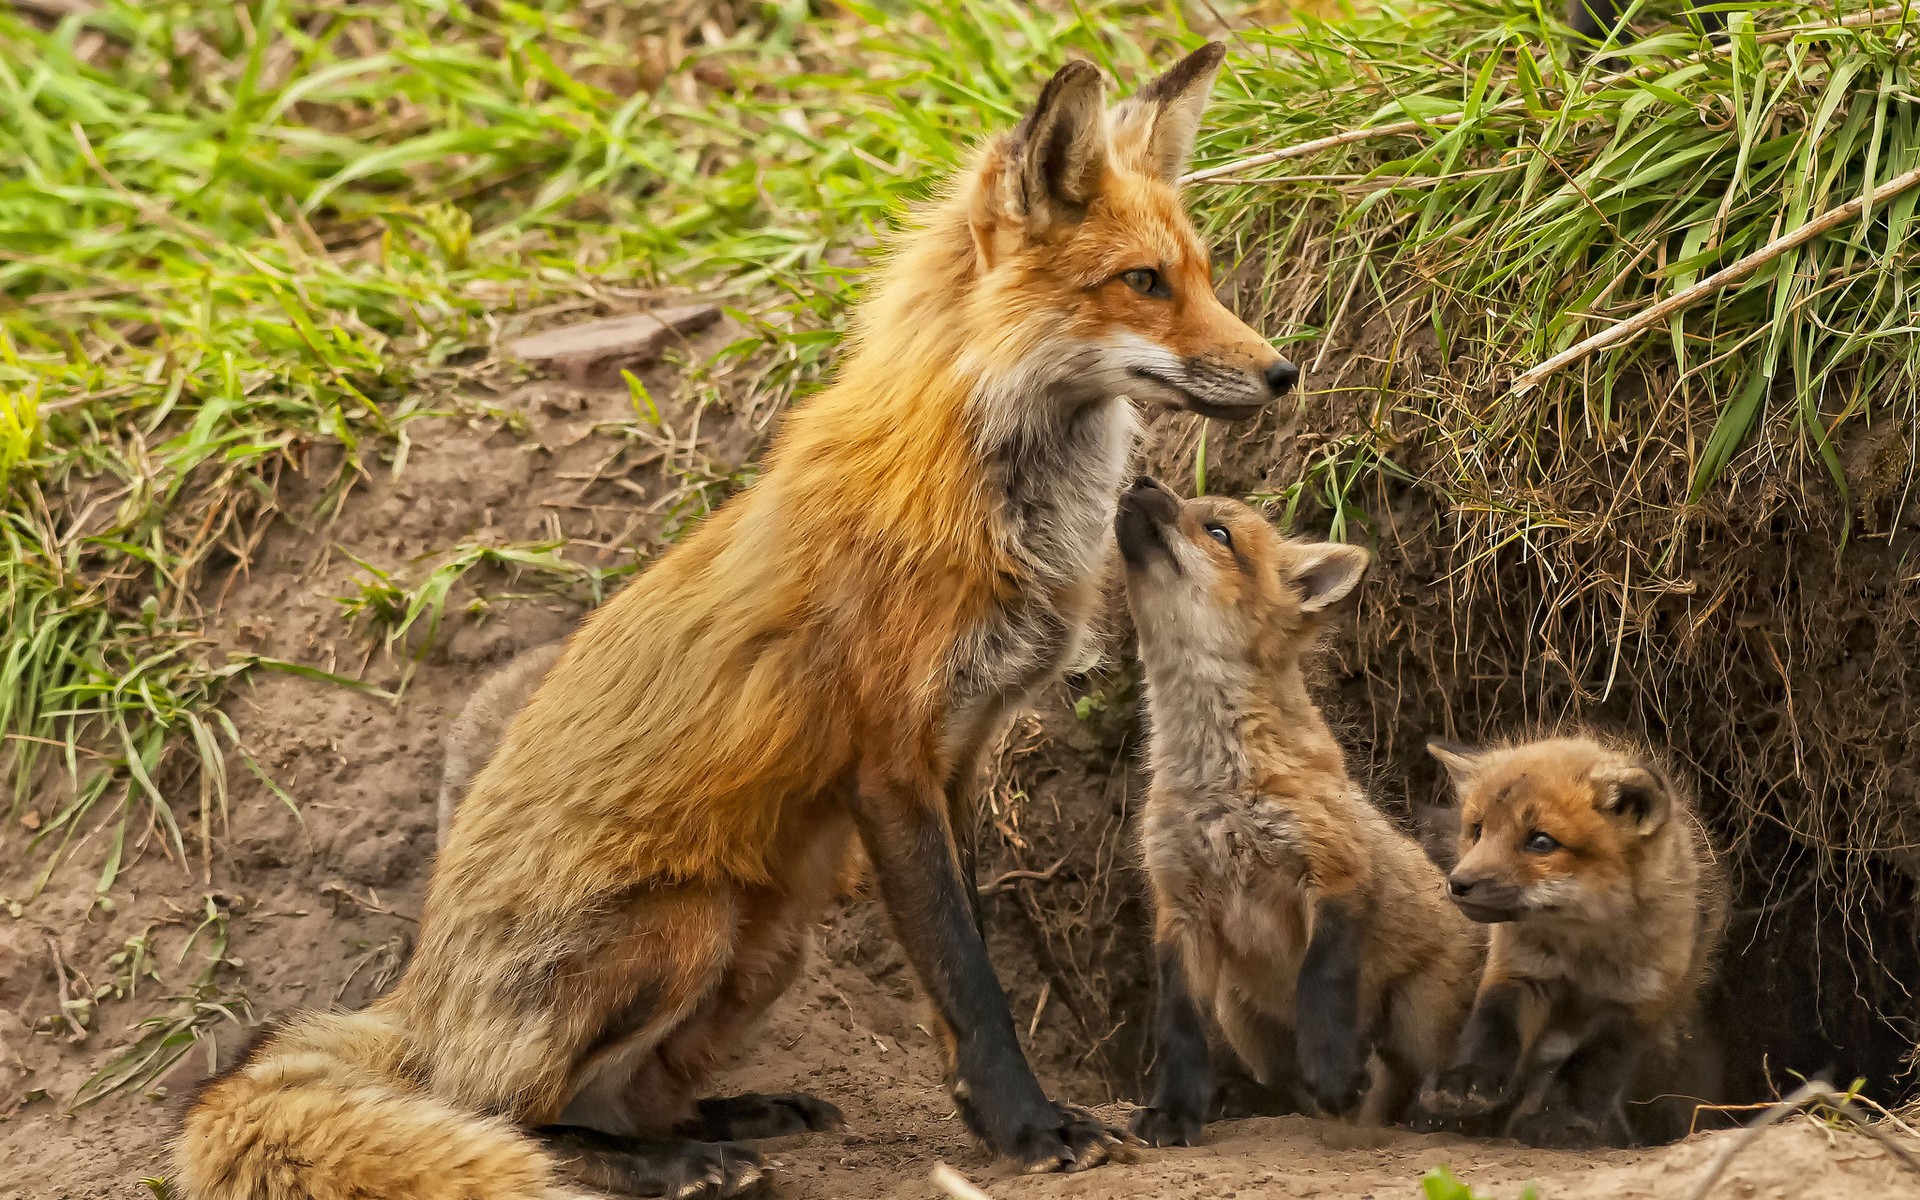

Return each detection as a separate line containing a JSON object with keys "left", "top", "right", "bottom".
{"left": 1425, "top": 737, "right": 1482, "bottom": 789}
{"left": 1291, "top": 543, "right": 1370, "bottom": 613}
{"left": 1110, "top": 41, "right": 1226, "bottom": 183}
{"left": 1002, "top": 58, "right": 1108, "bottom": 233}
{"left": 1593, "top": 762, "right": 1672, "bottom": 837}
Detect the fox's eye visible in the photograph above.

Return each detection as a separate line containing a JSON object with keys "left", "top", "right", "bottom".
{"left": 1203, "top": 522, "right": 1232, "bottom": 548}
{"left": 1469, "top": 823, "right": 1483, "bottom": 842}
{"left": 1121, "top": 268, "right": 1171, "bottom": 299}
{"left": 1524, "top": 831, "right": 1560, "bottom": 854}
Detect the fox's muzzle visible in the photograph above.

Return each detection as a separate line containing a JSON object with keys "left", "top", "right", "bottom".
{"left": 1116, "top": 475, "right": 1181, "bottom": 570}
{"left": 1140, "top": 354, "right": 1300, "bottom": 422}
{"left": 1445, "top": 871, "right": 1527, "bottom": 924}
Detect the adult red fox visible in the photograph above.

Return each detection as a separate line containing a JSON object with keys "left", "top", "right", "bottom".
{"left": 176, "top": 42, "right": 1297, "bottom": 1200}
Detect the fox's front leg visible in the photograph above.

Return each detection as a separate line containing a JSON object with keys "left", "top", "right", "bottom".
{"left": 1415, "top": 976, "right": 1527, "bottom": 1124}
{"left": 1295, "top": 891, "right": 1369, "bottom": 1116}
{"left": 1510, "top": 1006, "right": 1641, "bottom": 1148}
{"left": 1130, "top": 936, "right": 1211, "bottom": 1147}
{"left": 854, "top": 757, "right": 1131, "bottom": 1173}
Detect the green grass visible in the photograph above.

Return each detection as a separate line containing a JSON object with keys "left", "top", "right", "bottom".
{"left": 0, "top": 0, "right": 1197, "bottom": 899}
{"left": 1423, "top": 1165, "right": 1540, "bottom": 1200}
{"left": 7, "top": 0, "right": 1918, "bottom": 912}
{"left": 1192, "top": 0, "right": 1920, "bottom": 549}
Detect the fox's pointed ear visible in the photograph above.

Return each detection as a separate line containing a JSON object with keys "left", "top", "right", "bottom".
{"left": 1291, "top": 543, "right": 1369, "bottom": 613}
{"left": 1110, "top": 41, "right": 1225, "bottom": 183}
{"left": 1594, "top": 762, "right": 1672, "bottom": 837}
{"left": 1002, "top": 58, "right": 1108, "bottom": 231}
{"left": 1425, "top": 737, "right": 1483, "bottom": 789}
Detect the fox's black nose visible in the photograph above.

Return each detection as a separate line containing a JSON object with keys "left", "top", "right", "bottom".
{"left": 1265, "top": 358, "right": 1300, "bottom": 396}
{"left": 1448, "top": 875, "right": 1477, "bottom": 898}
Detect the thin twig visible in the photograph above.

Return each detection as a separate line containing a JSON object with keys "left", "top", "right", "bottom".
{"left": 978, "top": 855, "right": 1067, "bottom": 894}
{"left": 930, "top": 1163, "right": 996, "bottom": 1200}
{"left": 46, "top": 936, "right": 89, "bottom": 1044}
{"left": 1511, "top": 160, "right": 1920, "bottom": 392}
{"left": 319, "top": 880, "right": 418, "bottom": 922}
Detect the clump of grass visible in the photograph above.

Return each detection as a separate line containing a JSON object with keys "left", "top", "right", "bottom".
{"left": 1422, "top": 1166, "right": 1539, "bottom": 1200}
{"left": 337, "top": 538, "right": 622, "bottom": 672}
{"left": 69, "top": 894, "right": 248, "bottom": 1108}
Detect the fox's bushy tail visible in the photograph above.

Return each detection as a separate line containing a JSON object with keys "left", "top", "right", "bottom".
{"left": 175, "top": 1009, "right": 583, "bottom": 1200}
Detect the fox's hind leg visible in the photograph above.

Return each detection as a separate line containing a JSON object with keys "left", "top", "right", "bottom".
{"left": 614, "top": 819, "right": 855, "bottom": 1144}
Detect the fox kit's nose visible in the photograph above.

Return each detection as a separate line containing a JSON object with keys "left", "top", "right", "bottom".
{"left": 1264, "top": 358, "right": 1300, "bottom": 397}
{"left": 1448, "top": 874, "right": 1481, "bottom": 899}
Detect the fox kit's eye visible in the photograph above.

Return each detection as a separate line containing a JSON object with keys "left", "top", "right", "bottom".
{"left": 1121, "top": 268, "right": 1171, "bottom": 299}
{"left": 1203, "top": 522, "right": 1232, "bottom": 548}
{"left": 1469, "top": 822, "right": 1483, "bottom": 842}
{"left": 1524, "top": 831, "right": 1560, "bottom": 854}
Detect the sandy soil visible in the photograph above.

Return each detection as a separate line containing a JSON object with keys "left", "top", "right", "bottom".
{"left": 3, "top": 313, "right": 1916, "bottom": 1200}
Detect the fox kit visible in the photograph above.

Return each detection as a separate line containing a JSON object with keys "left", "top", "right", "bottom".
{"left": 1118, "top": 478, "right": 1482, "bottom": 1147}
{"left": 177, "top": 44, "right": 1298, "bottom": 1200}
{"left": 1416, "top": 733, "right": 1728, "bottom": 1147}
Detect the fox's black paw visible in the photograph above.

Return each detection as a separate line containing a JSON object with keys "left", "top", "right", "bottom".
{"left": 1011, "top": 1103, "right": 1139, "bottom": 1173}
{"left": 540, "top": 1129, "right": 770, "bottom": 1199}
{"left": 1419, "top": 1063, "right": 1511, "bottom": 1119}
{"left": 1129, "top": 1102, "right": 1204, "bottom": 1148}
{"left": 679, "top": 1092, "right": 845, "bottom": 1141}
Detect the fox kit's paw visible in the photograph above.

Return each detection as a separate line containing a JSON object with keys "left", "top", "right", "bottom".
{"left": 1298, "top": 1039, "right": 1368, "bottom": 1117}
{"left": 540, "top": 1129, "right": 770, "bottom": 1199}
{"left": 1509, "top": 1104, "right": 1613, "bottom": 1150}
{"left": 1012, "top": 1103, "right": 1139, "bottom": 1173}
{"left": 1419, "top": 1063, "right": 1511, "bottom": 1118}
{"left": 679, "top": 1092, "right": 845, "bottom": 1141}
{"left": 1129, "top": 1102, "right": 1204, "bottom": 1148}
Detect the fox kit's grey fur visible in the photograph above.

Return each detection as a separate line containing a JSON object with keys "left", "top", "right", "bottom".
{"left": 436, "top": 642, "right": 563, "bottom": 845}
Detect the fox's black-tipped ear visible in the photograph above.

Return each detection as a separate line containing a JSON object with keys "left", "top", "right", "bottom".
{"left": 1425, "top": 737, "right": 1482, "bottom": 789}
{"left": 1111, "top": 41, "right": 1225, "bottom": 183}
{"left": 1594, "top": 762, "right": 1672, "bottom": 837}
{"left": 1005, "top": 58, "right": 1109, "bottom": 229}
{"left": 1291, "top": 542, "right": 1369, "bottom": 613}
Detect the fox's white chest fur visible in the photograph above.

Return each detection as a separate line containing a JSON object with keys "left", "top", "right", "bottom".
{"left": 942, "top": 355, "right": 1140, "bottom": 759}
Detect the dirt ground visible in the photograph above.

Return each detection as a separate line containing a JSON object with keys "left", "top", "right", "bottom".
{"left": 3, "top": 313, "right": 1917, "bottom": 1200}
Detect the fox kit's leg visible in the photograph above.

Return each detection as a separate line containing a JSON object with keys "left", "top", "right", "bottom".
{"left": 1294, "top": 892, "right": 1369, "bottom": 1116}
{"left": 1510, "top": 1007, "right": 1642, "bottom": 1148}
{"left": 854, "top": 755, "right": 1129, "bottom": 1172}
{"left": 1213, "top": 992, "right": 1304, "bottom": 1109}
{"left": 1374, "top": 970, "right": 1470, "bottom": 1125}
{"left": 1416, "top": 976, "right": 1531, "bottom": 1124}
{"left": 1131, "top": 935, "right": 1212, "bottom": 1147}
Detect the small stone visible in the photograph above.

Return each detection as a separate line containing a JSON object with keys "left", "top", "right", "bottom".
{"left": 505, "top": 304, "right": 719, "bottom": 386}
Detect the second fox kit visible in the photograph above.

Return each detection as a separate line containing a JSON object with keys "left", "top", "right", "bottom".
{"left": 1418, "top": 733, "right": 1728, "bottom": 1147}
{"left": 1118, "top": 478, "right": 1482, "bottom": 1146}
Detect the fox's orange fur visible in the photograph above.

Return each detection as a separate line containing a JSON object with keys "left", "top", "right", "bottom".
{"left": 178, "top": 44, "right": 1296, "bottom": 1200}
{"left": 1417, "top": 733, "right": 1728, "bottom": 1147}
{"left": 1118, "top": 481, "right": 1482, "bottom": 1145}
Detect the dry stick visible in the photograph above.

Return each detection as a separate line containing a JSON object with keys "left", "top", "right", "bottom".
{"left": 930, "top": 1163, "right": 996, "bottom": 1200}
{"left": 1687, "top": 1080, "right": 1920, "bottom": 1200}
{"left": 1510, "top": 160, "right": 1920, "bottom": 393}
{"left": 45, "top": 936, "right": 89, "bottom": 1043}
{"left": 1181, "top": 2, "right": 1918, "bottom": 187}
